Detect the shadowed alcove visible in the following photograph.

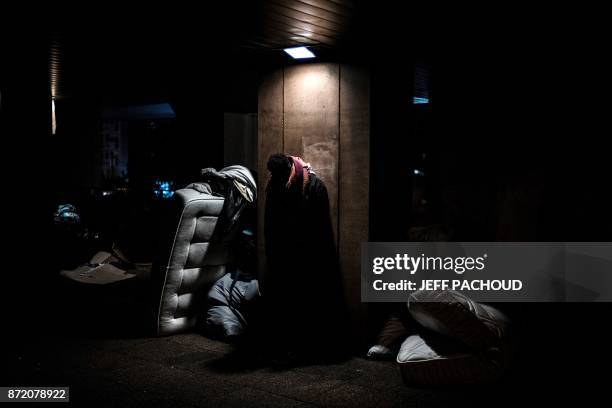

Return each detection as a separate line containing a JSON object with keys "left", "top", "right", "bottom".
{"left": 258, "top": 62, "right": 370, "bottom": 345}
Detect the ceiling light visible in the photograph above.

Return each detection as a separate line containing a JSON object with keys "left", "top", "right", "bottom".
{"left": 283, "top": 46, "right": 315, "bottom": 59}
{"left": 413, "top": 96, "right": 429, "bottom": 104}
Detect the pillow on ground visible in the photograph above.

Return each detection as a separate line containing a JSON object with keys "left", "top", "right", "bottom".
{"left": 397, "top": 334, "right": 505, "bottom": 386}
{"left": 407, "top": 290, "right": 508, "bottom": 350}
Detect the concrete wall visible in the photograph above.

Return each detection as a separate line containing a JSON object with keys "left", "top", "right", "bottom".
{"left": 224, "top": 113, "right": 257, "bottom": 169}
{"left": 258, "top": 63, "right": 370, "bottom": 345}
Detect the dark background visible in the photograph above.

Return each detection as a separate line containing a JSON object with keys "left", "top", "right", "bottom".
{"left": 2, "top": 2, "right": 611, "bottom": 403}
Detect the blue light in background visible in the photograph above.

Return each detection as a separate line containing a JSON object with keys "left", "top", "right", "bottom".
{"left": 153, "top": 180, "right": 174, "bottom": 199}
{"left": 413, "top": 97, "right": 429, "bottom": 104}
{"left": 102, "top": 103, "right": 176, "bottom": 120}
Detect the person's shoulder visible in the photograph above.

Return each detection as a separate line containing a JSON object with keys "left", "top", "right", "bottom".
{"left": 307, "top": 174, "right": 328, "bottom": 194}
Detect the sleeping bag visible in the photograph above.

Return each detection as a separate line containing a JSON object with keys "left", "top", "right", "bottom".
{"left": 205, "top": 271, "right": 260, "bottom": 339}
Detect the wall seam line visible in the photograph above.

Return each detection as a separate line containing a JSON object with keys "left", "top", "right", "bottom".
{"left": 282, "top": 66, "right": 285, "bottom": 153}
{"left": 337, "top": 64, "right": 341, "bottom": 253}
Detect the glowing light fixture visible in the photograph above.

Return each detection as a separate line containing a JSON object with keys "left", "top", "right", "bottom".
{"left": 283, "top": 46, "right": 315, "bottom": 59}
{"left": 51, "top": 97, "right": 57, "bottom": 135}
{"left": 413, "top": 97, "right": 429, "bottom": 104}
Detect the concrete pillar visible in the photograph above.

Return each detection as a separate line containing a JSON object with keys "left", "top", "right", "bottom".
{"left": 258, "top": 63, "right": 370, "bottom": 347}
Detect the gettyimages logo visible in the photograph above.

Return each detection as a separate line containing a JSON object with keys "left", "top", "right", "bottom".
{"left": 362, "top": 242, "right": 612, "bottom": 302}
{"left": 372, "top": 253, "right": 488, "bottom": 275}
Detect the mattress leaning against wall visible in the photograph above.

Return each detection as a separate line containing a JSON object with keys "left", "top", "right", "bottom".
{"left": 152, "top": 166, "right": 257, "bottom": 336}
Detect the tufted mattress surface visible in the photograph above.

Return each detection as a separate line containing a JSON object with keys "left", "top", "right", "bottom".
{"left": 154, "top": 187, "right": 227, "bottom": 336}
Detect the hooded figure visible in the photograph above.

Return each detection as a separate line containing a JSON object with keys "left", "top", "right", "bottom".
{"left": 263, "top": 154, "right": 346, "bottom": 360}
